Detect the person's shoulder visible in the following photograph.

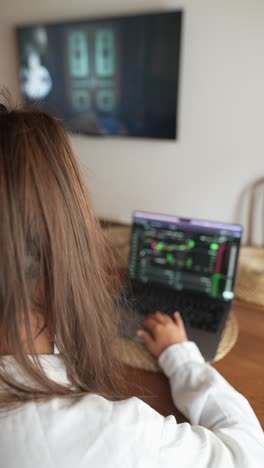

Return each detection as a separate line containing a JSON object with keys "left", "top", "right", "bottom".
{"left": 80, "top": 394, "right": 165, "bottom": 426}
{"left": 110, "top": 396, "right": 167, "bottom": 430}
{"left": 113, "top": 396, "right": 160, "bottom": 416}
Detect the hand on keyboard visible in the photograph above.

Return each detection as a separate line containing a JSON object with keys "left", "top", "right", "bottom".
{"left": 137, "top": 311, "right": 188, "bottom": 358}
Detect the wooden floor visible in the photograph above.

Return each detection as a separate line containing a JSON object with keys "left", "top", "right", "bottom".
{"left": 121, "top": 300, "right": 264, "bottom": 427}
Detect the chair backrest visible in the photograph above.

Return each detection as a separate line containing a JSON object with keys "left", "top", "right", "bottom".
{"left": 246, "top": 177, "right": 264, "bottom": 246}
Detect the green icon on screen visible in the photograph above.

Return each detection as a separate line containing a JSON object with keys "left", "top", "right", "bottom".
{"left": 166, "top": 253, "right": 174, "bottom": 263}
{"left": 210, "top": 243, "right": 219, "bottom": 251}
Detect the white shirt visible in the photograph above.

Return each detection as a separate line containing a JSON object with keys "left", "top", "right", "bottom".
{"left": 1, "top": 342, "right": 263, "bottom": 468}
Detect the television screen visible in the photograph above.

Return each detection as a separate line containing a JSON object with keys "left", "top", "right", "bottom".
{"left": 16, "top": 11, "right": 182, "bottom": 139}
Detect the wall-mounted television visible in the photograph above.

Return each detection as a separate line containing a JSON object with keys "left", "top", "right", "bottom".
{"left": 16, "top": 11, "right": 182, "bottom": 139}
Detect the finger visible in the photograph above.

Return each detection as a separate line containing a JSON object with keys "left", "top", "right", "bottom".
{"left": 137, "top": 329, "right": 154, "bottom": 348}
{"left": 145, "top": 310, "right": 168, "bottom": 321}
{"left": 173, "top": 311, "right": 184, "bottom": 327}
{"left": 147, "top": 312, "right": 162, "bottom": 322}
{"left": 153, "top": 311, "right": 168, "bottom": 324}
{"left": 142, "top": 317, "right": 161, "bottom": 339}
{"left": 142, "top": 316, "right": 158, "bottom": 329}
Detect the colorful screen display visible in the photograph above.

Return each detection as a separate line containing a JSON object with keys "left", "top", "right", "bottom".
{"left": 129, "top": 212, "right": 243, "bottom": 300}
{"left": 16, "top": 11, "right": 182, "bottom": 139}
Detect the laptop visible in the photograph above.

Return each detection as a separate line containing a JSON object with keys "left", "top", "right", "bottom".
{"left": 122, "top": 210, "right": 243, "bottom": 361}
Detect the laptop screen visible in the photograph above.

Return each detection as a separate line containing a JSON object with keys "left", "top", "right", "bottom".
{"left": 129, "top": 211, "right": 243, "bottom": 301}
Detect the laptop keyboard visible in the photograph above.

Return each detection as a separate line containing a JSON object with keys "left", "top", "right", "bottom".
{"left": 125, "top": 282, "right": 227, "bottom": 333}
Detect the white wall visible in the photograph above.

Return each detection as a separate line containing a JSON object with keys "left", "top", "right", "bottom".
{"left": 1, "top": 0, "right": 264, "bottom": 235}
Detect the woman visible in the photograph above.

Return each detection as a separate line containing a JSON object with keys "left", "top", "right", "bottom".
{"left": 0, "top": 101, "right": 263, "bottom": 468}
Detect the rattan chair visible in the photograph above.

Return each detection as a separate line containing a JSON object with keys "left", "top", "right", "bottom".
{"left": 236, "top": 177, "right": 264, "bottom": 306}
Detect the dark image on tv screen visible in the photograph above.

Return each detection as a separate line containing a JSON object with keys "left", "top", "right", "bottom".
{"left": 16, "top": 11, "right": 182, "bottom": 139}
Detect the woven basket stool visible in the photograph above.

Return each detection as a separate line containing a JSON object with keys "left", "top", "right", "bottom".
{"left": 114, "top": 313, "right": 238, "bottom": 372}
{"left": 235, "top": 177, "right": 264, "bottom": 307}
{"left": 236, "top": 247, "right": 264, "bottom": 307}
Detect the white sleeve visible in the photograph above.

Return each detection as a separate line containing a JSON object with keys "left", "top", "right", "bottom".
{"left": 156, "top": 341, "right": 264, "bottom": 468}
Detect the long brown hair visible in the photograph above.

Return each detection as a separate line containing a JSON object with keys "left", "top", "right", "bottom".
{"left": 0, "top": 98, "right": 123, "bottom": 407}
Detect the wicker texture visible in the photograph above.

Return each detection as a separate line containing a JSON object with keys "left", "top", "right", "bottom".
{"left": 115, "top": 313, "right": 238, "bottom": 372}
{"left": 236, "top": 247, "right": 264, "bottom": 306}
{"left": 235, "top": 177, "right": 264, "bottom": 306}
